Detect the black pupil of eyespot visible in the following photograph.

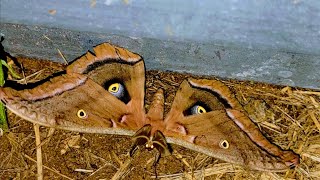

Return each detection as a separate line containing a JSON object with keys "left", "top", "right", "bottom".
{"left": 223, "top": 142, "right": 227, "bottom": 147}
{"left": 79, "top": 111, "right": 85, "bottom": 117}
{"left": 199, "top": 109, "right": 203, "bottom": 113}
{"left": 112, "top": 87, "right": 116, "bottom": 91}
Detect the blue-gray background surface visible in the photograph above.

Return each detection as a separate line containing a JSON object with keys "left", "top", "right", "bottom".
{"left": 1, "top": 0, "right": 319, "bottom": 89}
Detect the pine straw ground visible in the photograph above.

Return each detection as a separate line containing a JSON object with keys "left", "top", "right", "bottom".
{"left": 0, "top": 57, "right": 319, "bottom": 180}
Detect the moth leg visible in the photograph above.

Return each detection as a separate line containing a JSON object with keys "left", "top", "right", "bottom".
{"left": 130, "top": 136, "right": 148, "bottom": 157}
{"left": 153, "top": 152, "right": 161, "bottom": 179}
{"left": 129, "top": 143, "right": 139, "bottom": 157}
{"left": 154, "top": 152, "right": 161, "bottom": 166}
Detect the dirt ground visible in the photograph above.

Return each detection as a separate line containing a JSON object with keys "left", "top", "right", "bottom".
{"left": 0, "top": 56, "right": 319, "bottom": 179}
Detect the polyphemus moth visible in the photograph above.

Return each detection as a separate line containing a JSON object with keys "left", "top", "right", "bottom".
{"left": 0, "top": 43, "right": 299, "bottom": 172}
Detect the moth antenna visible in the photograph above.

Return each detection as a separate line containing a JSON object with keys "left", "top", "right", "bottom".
{"left": 147, "top": 88, "right": 164, "bottom": 120}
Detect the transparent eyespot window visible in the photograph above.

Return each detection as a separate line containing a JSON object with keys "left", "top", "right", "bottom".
{"left": 219, "top": 140, "right": 229, "bottom": 149}
{"left": 77, "top": 109, "right": 88, "bottom": 119}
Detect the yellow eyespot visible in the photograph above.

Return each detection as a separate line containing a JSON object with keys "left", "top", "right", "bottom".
{"left": 197, "top": 106, "right": 207, "bottom": 114}
{"left": 190, "top": 104, "right": 208, "bottom": 115}
{"left": 219, "top": 140, "right": 229, "bottom": 149}
{"left": 108, "top": 83, "right": 120, "bottom": 93}
{"left": 77, "top": 109, "right": 88, "bottom": 119}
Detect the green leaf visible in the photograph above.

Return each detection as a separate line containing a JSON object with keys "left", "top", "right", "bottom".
{"left": 1, "top": 60, "right": 21, "bottom": 79}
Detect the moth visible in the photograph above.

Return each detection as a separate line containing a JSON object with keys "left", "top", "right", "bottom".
{"left": 0, "top": 43, "right": 299, "bottom": 172}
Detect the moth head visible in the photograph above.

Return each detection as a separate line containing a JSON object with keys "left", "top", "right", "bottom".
{"left": 145, "top": 139, "right": 155, "bottom": 151}
{"left": 131, "top": 125, "right": 171, "bottom": 157}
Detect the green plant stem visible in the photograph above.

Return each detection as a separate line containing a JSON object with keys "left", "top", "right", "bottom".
{"left": 0, "top": 60, "right": 9, "bottom": 131}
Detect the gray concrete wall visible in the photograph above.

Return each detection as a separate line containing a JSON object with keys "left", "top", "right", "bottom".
{"left": 0, "top": 0, "right": 320, "bottom": 89}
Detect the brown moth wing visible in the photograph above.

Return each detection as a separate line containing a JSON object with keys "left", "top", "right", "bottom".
{"left": 167, "top": 111, "right": 290, "bottom": 171}
{"left": 189, "top": 79, "right": 299, "bottom": 167}
{"left": 0, "top": 73, "right": 134, "bottom": 135}
{"left": 67, "top": 43, "right": 146, "bottom": 128}
{"left": 163, "top": 79, "right": 299, "bottom": 171}
{"left": 188, "top": 78, "right": 243, "bottom": 110}
{"left": 0, "top": 43, "right": 146, "bottom": 134}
